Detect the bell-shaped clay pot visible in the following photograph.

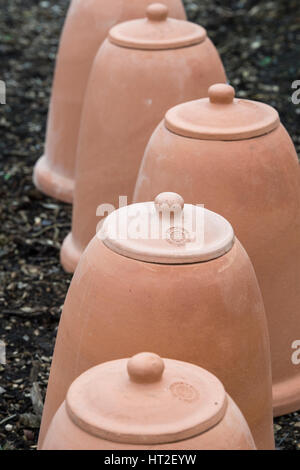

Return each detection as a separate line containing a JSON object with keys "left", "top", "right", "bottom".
{"left": 33, "top": 0, "right": 186, "bottom": 203}
{"left": 42, "top": 353, "right": 256, "bottom": 450}
{"left": 133, "top": 84, "right": 300, "bottom": 418}
{"left": 39, "top": 193, "right": 274, "bottom": 449}
{"left": 60, "top": 3, "right": 227, "bottom": 271}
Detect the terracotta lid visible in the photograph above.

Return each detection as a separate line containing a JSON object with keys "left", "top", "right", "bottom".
{"left": 66, "top": 353, "right": 228, "bottom": 445}
{"left": 165, "top": 83, "right": 280, "bottom": 141}
{"left": 109, "top": 3, "right": 206, "bottom": 51}
{"left": 100, "top": 193, "right": 234, "bottom": 264}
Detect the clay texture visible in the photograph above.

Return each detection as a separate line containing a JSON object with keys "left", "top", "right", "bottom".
{"left": 60, "top": 5, "right": 226, "bottom": 272}
{"left": 33, "top": 0, "right": 186, "bottom": 202}
{"left": 39, "top": 196, "right": 274, "bottom": 449}
{"left": 133, "top": 84, "right": 300, "bottom": 418}
{"left": 42, "top": 353, "right": 256, "bottom": 450}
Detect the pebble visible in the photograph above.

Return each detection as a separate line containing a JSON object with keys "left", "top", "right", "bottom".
{"left": 5, "top": 424, "right": 13, "bottom": 432}
{"left": 251, "top": 40, "right": 262, "bottom": 50}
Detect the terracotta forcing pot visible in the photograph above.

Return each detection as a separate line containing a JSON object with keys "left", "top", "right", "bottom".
{"left": 133, "top": 84, "right": 300, "bottom": 418}
{"left": 39, "top": 193, "right": 274, "bottom": 449}
{"left": 33, "top": 0, "right": 186, "bottom": 203}
{"left": 42, "top": 353, "right": 256, "bottom": 450}
{"left": 60, "top": 3, "right": 227, "bottom": 272}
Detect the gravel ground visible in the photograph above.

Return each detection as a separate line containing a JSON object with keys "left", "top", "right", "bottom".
{"left": 0, "top": 0, "right": 299, "bottom": 451}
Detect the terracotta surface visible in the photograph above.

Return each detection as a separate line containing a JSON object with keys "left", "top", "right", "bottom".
{"left": 42, "top": 353, "right": 256, "bottom": 450}
{"left": 164, "top": 83, "right": 280, "bottom": 140}
{"left": 32, "top": 0, "right": 186, "bottom": 203}
{"left": 133, "top": 84, "right": 300, "bottom": 417}
{"left": 39, "top": 195, "right": 274, "bottom": 449}
{"left": 60, "top": 5, "right": 226, "bottom": 271}
{"left": 101, "top": 192, "right": 235, "bottom": 264}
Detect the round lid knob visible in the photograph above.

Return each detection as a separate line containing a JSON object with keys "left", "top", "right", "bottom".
{"left": 209, "top": 83, "right": 235, "bottom": 104}
{"left": 155, "top": 192, "right": 184, "bottom": 213}
{"left": 66, "top": 353, "right": 228, "bottom": 445}
{"left": 146, "top": 3, "right": 169, "bottom": 22}
{"left": 128, "top": 353, "right": 165, "bottom": 384}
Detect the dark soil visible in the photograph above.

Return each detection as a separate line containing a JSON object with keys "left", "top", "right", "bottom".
{"left": 0, "top": 0, "right": 299, "bottom": 451}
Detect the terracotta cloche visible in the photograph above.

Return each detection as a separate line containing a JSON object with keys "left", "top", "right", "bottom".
{"left": 39, "top": 193, "right": 274, "bottom": 449}
{"left": 33, "top": 0, "right": 186, "bottom": 203}
{"left": 60, "top": 3, "right": 227, "bottom": 272}
{"left": 133, "top": 84, "right": 300, "bottom": 417}
{"left": 42, "top": 353, "right": 256, "bottom": 450}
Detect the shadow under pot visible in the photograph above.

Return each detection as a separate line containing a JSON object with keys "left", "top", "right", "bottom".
{"left": 42, "top": 353, "right": 256, "bottom": 450}
{"left": 133, "top": 83, "right": 300, "bottom": 418}
{"left": 33, "top": 0, "right": 186, "bottom": 203}
{"left": 39, "top": 193, "right": 274, "bottom": 450}
{"left": 60, "top": 3, "right": 227, "bottom": 272}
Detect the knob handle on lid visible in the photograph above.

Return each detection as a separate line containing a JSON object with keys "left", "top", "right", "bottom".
{"left": 127, "top": 353, "right": 165, "bottom": 384}
{"left": 209, "top": 83, "right": 235, "bottom": 104}
{"left": 155, "top": 192, "right": 185, "bottom": 213}
{"left": 146, "top": 3, "right": 169, "bottom": 22}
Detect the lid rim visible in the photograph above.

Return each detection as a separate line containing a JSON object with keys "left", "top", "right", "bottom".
{"left": 108, "top": 18, "right": 207, "bottom": 51}
{"left": 165, "top": 123, "right": 280, "bottom": 142}
{"left": 66, "top": 396, "right": 228, "bottom": 445}
{"left": 65, "top": 359, "right": 228, "bottom": 445}
{"left": 102, "top": 236, "right": 235, "bottom": 265}
{"left": 108, "top": 34, "right": 207, "bottom": 51}
{"left": 165, "top": 97, "right": 280, "bottom": 141}
{"left": 99, "top": 202, "right": 235, "bottom": 265}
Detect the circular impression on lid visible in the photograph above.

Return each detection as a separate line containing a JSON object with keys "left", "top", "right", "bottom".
{"left": 99, "top": 192, "right": 235, "bottom": 264}
{"left": 165, "top": 83, "right": 280, "bottom": 141}
{"left": 66, "top": 353, "right": 228, "bottom": 445}
{"left": 109, "top": 3, "right": 206, "bottom": 51}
